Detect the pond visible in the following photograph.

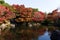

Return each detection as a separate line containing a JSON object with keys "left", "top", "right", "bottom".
{"left": 0, "top": 30, "right": 50, "bottom": 40}
{"left": 38, "top": 31, "right": 51, "bottom": 40}
{"left": 0, "top": 26, "right": 51, "bottom": 40}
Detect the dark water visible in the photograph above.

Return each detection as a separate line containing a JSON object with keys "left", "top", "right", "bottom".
{"left": 38, "top": 31, "right": 51, "bottom": 40}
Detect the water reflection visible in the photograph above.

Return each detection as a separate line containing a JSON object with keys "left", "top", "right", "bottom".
{"left": 38, "top": 31, "right": 50, "bottom": 40}
{"left": 0, "top": 26, "right": 52, "bottom": 40}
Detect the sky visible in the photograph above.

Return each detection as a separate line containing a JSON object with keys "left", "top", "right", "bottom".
{"left": 5, "top": 0, "right": 60, "bottom": 13}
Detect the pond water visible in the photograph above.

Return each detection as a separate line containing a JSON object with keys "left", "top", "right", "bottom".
{"left": 1, "top": 27, "right": 51, "bottom": 40}
{"left": 38, "top": 31, "right": 51, "bottom": 40}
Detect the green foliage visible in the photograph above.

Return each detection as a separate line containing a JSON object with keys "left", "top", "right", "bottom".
{"left": 41, "top": 19, "right": 54, "bottom": 26}
{"left": 0, "top": 0, "right": 5, "bottom": 4}
{"left": 0, "top": 0, "right": 10, "bottom": 7}
{"left": 2, "top": 3, "right": 10, "bottom": 7}
{"left": 33, "top": 8, "right": 39, "bottom": 12}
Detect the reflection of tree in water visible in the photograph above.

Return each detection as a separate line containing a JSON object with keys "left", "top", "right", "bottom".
{"left": 0, "top": 26, "right": 46, "bottom": 40}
